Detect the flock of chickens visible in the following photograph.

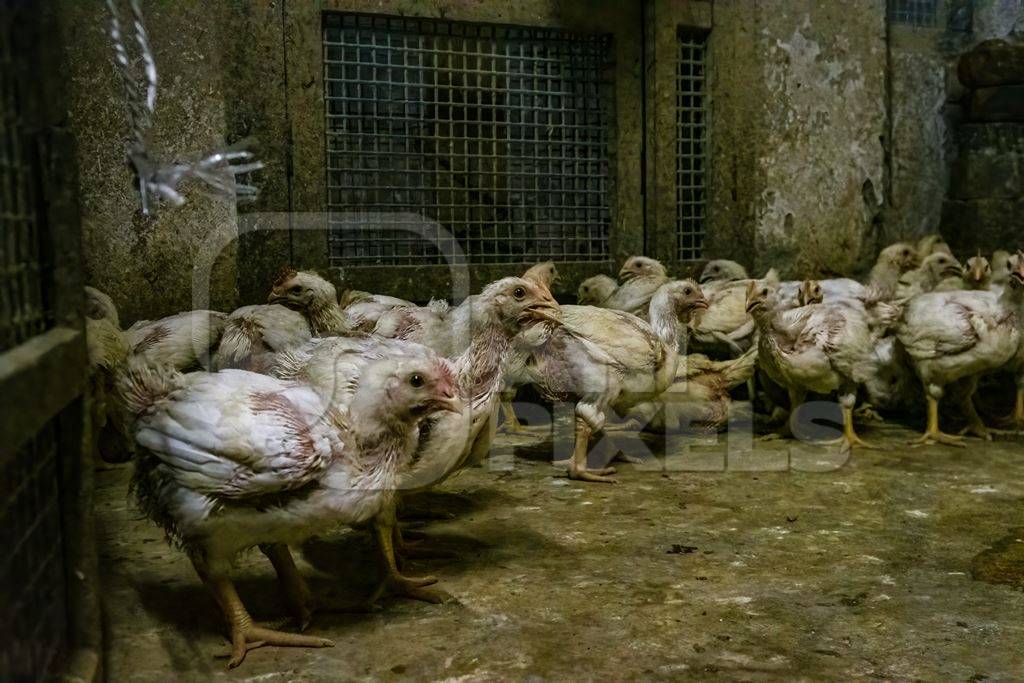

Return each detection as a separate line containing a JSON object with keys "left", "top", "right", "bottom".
{"left": 83, "top": 235, "right": 1024, "bottom": 667}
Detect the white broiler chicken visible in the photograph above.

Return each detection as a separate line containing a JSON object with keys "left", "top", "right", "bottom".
{"left": 745, "top": 281, "right": 881, "bottom": 450}
{"left": 698, "top": 259, "right": 750, "bottom": 285}
{"left": 991, "top": 250, "right": 1013, "bottom": 290}
{"left": 84, "top": 291, "right": 132, "bottom": 463}
{"left": 917, "top": 233, "right": 953, "bottom": 257}
{"left": 373, "top": 261, "right": 557, "bottom": 358}
{"left": 127, "top": 310, "right": 227, "bottom": 371}
{"left": 688, "top": 278, "right": 756, "bottom": 356}
{"left": 627, "top": 345, "right": 758, "bottom": 434}
{"left": 577, "top": 274, "right": 618, "bottom": 306}
{"left": 123, "top": 350, "right": 458, "bottom": 668}
{"left": 896, "top": 252, "right": 965, "bottom": 299}
{"left": 276, "top": 277, "right": 559, "bottom": 599}
{"left": 341, "top": 290, "right": 416, "bottom": 333}
{"left": 867, "top": 242, "right": 920, "bottom": 295}
{"left": 526, "top": 280, "right": 708, "bottom": 482}
{"left": 774, "top": 276, "right": 868, "bottom": 310}
{"left": 895, "top": 253, "right": 1024, "bottom": 444}
{"left": 85, "top": 285, "right": 120, "bottom": 327}
{"left": 964, "top": 253, "right": 992, "bottom": 291}
{"left": 213, "top": 270, "right": 347, "bottom": 371}
{"left": 599, "top": 256, "right": 671, "bottom": 319}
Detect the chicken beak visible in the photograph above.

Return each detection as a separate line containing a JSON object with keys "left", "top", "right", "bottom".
{"left": 944, "top": 264, "right": 964, "bottom": 279}
{"left": 618, "top": 267, "right": 635, "bottom": 282}
{"left": 437, "top": 394, "right": 463, "bottom": 414}
{"left": 523, "top": 297, "right": 561, "bottom": 324}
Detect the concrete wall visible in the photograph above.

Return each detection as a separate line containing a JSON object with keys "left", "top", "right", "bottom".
{"left": 59, "top": 1, "right": 239, "bottom": 324}
{"left": 60, "top": 0, "right": 1019, "bottom": 311}
{"left": 751, "top": 0, "right": 887, "bottom": 277}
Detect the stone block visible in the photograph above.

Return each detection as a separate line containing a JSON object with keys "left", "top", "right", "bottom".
{"left": 958, "top": 39, "right": 1024, "bottom": 89}
{"left": 968, "top": 85, "right": 1024, "bottom": 122}
{"left": 940, "top": 197, "right": 1024, "bottom": 254}
{"left": 950, "top": 124, "right": 1024, "bottom": 200}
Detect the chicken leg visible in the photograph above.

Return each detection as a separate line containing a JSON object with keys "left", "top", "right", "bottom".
{"left": 259, "top": 543, "right": 312, "bottom": 631}
{"left": 565, "top": 414, "right": 617, "bottom": 483}
{"left": 191, "top": 557, "right": 332, "bottom": 669}
{"left": 373, "top": 517, "right": 446, "bottom": 604}
{"left": 499, "top": 398, "right": 525, "bottom": 432}
{"left": 759, "top": 388, "right": 804, "bottom": 441}
{"left": 957, "top": 378, "right": 991, "bottom": 440}
{"left": 911, "top": 393, "right": 966, "bottom": 447}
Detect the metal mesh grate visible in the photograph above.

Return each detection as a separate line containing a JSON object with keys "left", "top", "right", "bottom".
{"left": 676, "top": 29, "right": 709, "bottom": 262}
{"left": 889, "top": 0, "right": 938, "bottom": 27}
{"left": 323, "top": 12, "right": 615, "bottom": 266}
{"left": 0, "top": 12, "right": 50, "bottom": 353}
{"left": 0, "top": 417, "right": 68, "bottom": 682}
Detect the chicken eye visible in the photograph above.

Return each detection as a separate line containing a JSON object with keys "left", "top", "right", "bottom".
{"left": 409, "top": 374, "right": 424, "bottom": 388}
{"left": 290, "top": 285, "right": 303, "bottom": 294}
{"left": 684, "top": 287, "right": 693, "bottom": 296}
{"left": 761, "top": 288, "right": 769, "bottom": 296}
{"left": 513, "top": 287, "right": 526, "bottom": 300}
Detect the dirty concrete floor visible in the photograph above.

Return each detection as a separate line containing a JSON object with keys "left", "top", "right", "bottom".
{"left": 96, "top": 420, "right": 1024, "bottom": 681}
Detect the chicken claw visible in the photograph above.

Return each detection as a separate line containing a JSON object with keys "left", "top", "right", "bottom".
{"left": 567, "top": 464, "right": 618, "bottom": 483}
{"left": 197, "top": 564, "right": 332, "bottom": 669}
{"left": 382, "top": 574, "right": 450, "bottom": 604}
{"left": 221, "top": 624, "right": 334, "bottom": 669}
{"left": 910, "top": 431, "right": 966, "bottom": 448}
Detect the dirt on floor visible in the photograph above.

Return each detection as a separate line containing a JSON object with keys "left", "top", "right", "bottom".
{"left": 95, "top": 418, "right": 1024, "bottom": 681}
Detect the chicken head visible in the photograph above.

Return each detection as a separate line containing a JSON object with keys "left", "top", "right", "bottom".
{"left": 577, "top": 274, "right": 618, "bottom": 306}
{"left": 965, "top": 253, "right": 992, "bottom": 289}
{"left": 618, "top": 256, "right": 667, "bottom": 283}
{"left": 876, "top": 242, "right": 919, "bottom": 274}
{"left": 478, "top": 276, "right": 560, "bottom": 332}
{"left": 269, "top": 270, "right": 338, "bottom": 311}
{"left": 744, "top": 281, "right": 774, "bottom": 315}
{"left": 921, "top": 252, "right": 964, "bottom": 284}
{"left": 522, "top": 261, "right": 560, "bottom": 289}
{"left": 798, "top": 280, "right": 824, "bottom": 307}
{"left": 360, "top": 354, "right": 461, "bottom": 421}
{"left": 699, "top": 259, "right": 749, "bottom": 284}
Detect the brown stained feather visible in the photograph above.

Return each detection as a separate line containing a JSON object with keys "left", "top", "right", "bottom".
{"left": 132, "top": 325, "right": 172, "bottom": 354}
{"left": 392, "top": 311, "right": 423, "bottom": 340}
{"left": 247, "top": 390, "right": 318, "bottom": 468}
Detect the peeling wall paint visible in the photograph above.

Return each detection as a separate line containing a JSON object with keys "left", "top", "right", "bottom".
{"left": 749, "top": 2, "right": 887, "bottom": 277}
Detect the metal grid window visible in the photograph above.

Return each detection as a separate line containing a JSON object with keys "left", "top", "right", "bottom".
{"left": 0, "top": 418, "right": 68, "bottom": 681}
{"left": 889, "top": 0, "right": 938, "bottom": 27}
{"left": 323, "top": 13, "right": 615, "bottom": 266}
{"left": 0, "top": 17, "right": 51, "bottom": 352}
{"left": 676, "top": 28, "right": 709, "bottom": 262}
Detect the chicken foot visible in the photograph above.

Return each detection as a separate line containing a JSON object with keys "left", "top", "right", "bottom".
{"left": 372, "top": 517, "right": 447, "bottom": 604}
{"left": 191, "top": 557, "right": 333, "bottom": 669}
{"left": 259, "top": 543, "right": 313, "bottom": 631}
{"left": 823, "top": 404, "right": 877, "bottom": 451}
{"left": 563, "top": 415, "right": 617, "bottom": 483}
{"left": 911, "top": 394, "right": 966, "bottom": 447}
{"left": 499, "top": 398, "right": 525, "bottom": 432}
{"left": 957, "top": 378, "right": 991, "bottom": 440}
